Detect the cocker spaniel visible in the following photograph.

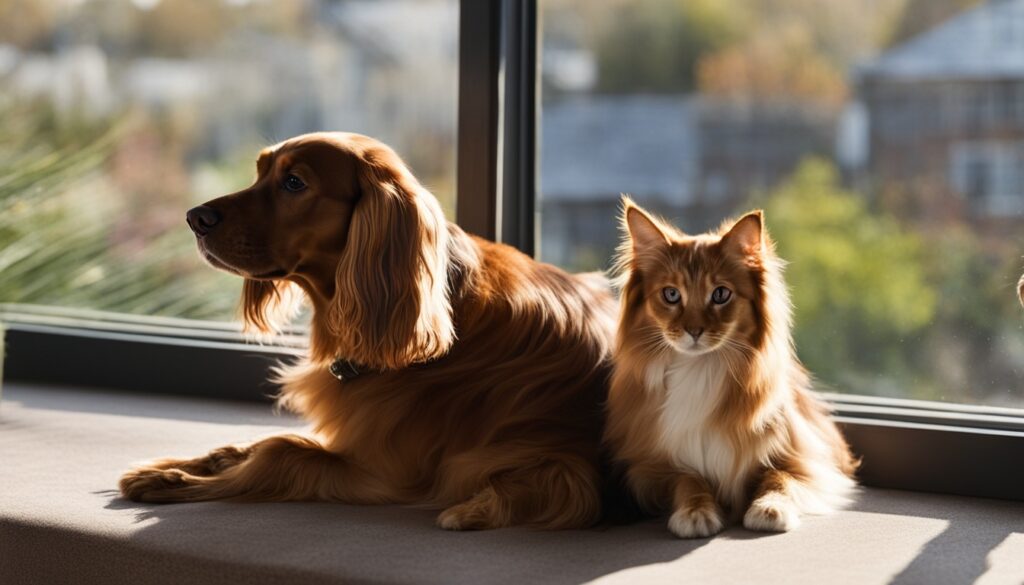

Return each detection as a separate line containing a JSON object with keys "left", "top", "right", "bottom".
{"left": 119, "top": 132, "right": 618, "bottom": 529}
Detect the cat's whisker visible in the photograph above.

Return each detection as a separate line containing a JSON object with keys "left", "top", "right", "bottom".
{"left": 632, "top": 325, "right": 674, "bottom": 358}
{"left": 706, "top": 338, "right": 750, "bottom": 384}
{"left": 716, "top": 336, "right": 758, "bottom": 357}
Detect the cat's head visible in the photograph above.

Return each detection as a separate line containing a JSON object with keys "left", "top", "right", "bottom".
{"left": 615, "top": 198, "right": 771, "bottom": 357}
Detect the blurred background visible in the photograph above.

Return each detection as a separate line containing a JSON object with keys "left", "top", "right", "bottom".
{"left": 539, "top": 0, "right": 1024, "bottom": 408}
{"left": 0, "top": 0, "right": 458, "bottom": 319}
{"left": 1, "top": 0, "right": 1022, "bottom": 407}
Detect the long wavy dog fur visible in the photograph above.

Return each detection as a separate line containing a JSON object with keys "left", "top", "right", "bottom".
{"left": 120, "top": 132, "right": 617, "bottom": 530}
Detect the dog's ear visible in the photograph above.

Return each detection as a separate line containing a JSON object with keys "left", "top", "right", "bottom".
{"left": 328, "top": 144, "right": 454, "bottom": 369}
{"left": 240, "top": 279, "right": 304, "bottom": 335}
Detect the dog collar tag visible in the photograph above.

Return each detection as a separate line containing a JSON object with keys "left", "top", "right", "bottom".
{"left": 329, "top": 359, "right": 362, "bottom": 381}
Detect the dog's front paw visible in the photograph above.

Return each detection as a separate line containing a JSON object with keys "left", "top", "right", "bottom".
{"left": 743, "top": 493, "right": 800, "bottom": 532}
{"left": 119, "top": 467, "right": 193, "bottom": 502}
{"left": 141, "top": 446, "right": 250, "bottom": 477}
{"left": 201, "top": 445, "right": 250, "bottom": 474}
{"left": 668, "top": 504, "right": 724, "bottom": 539}
{"left": 436, "top": 488, "right": 506, "bottom": 531}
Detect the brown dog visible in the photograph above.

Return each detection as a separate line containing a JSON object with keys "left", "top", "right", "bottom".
{"left": 119, "top": 132, "right": 618, "bottom": 529}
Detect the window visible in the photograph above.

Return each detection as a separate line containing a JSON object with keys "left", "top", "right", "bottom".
{"left": 538, "top": 0, "right": 1024, "bottom": 410}
{"left": 951, "top": 141, "right": 1024, "bottom": 216}
{"left": 0, "top": 0, "right": 458, "bottom": 322}
{"left": 2, "top": 0, "right": 1022, "bottom": 502}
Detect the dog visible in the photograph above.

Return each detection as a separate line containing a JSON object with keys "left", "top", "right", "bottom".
{"left": 119, "top": 132, "right": 618, "bottom": 529}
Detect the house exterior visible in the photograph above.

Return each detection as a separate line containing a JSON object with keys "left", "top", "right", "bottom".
{"left": 1, "top": 0, "right": 459, "bottom": 193}
{"left": 695, "top": 97, "right": 838, "bottom": 216}
{"left": 540, "top": 94, "right": 827, "bottom": 271}
{"left": 539, "top": 95, "right": 697, "bottom": 270}
{"left": 856, "top": 0, "right": 1024, "bottom": 222}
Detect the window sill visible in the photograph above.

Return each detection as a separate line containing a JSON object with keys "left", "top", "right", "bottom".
{"left": 3, "top": 304, "right": 1024, "bottom": 503}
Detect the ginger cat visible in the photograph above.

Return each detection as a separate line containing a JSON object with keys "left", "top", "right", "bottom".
{"left": 605, "top": 199, "right": 858, "bottom": 538}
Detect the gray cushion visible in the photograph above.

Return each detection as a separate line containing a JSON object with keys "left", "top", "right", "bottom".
{"left": 1, "top": 384, "right": 1022, "bottom": 585}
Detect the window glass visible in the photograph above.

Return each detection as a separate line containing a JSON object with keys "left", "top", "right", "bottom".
{"left": 539, "top": 0, "right": 1024, "bottom": 407}
{"left": 0, "top": 0, "right": 457, "bottom": 321}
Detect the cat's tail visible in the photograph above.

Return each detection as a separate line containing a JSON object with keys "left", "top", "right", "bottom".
{"left": 783, "top": 396, "right": 861, "bottom": 516}
{"left": 787, "top": 458, "right": 860, "bottom": 516}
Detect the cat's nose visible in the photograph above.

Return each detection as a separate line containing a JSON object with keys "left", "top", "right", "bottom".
{"left": 685, "top": 327, "right": 704, "bottom": 341}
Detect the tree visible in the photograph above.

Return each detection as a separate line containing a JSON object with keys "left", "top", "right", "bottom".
{"left": 696, "top": 23, "right": 848, "bottom": 107}
{"left": 759, "top": 158, "right": 935, "bottom": 392}
{"left": 0, "top": 0, "right": 58, "bottom": 50}
{"left": 592, "top": 0, "right": 746, "bottom": 94}
{"left": 582, "top": 0, "right": 906, "bottom": 96}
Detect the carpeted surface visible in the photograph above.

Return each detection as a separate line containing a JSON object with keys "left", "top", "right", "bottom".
{"left": 1, "top": 383, "right": 1022, "bottom": 585}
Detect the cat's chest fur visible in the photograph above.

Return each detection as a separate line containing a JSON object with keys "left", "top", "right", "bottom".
{"left": 647, "top": 353, "right": 739, "bottom": 486}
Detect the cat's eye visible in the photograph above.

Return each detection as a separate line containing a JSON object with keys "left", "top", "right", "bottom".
{"left": 283, "top": 174, "right": 306, "bottom": 192}
{"left": 662, "top": 287, "right": 681, "bottom": 304}
{"left": 711, "top": 286, "right": 732, "bottom": 305}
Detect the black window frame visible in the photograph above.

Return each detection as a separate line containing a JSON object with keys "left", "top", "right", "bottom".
{"left": 2, "top": 0, "right": 1022, "bottom": 503}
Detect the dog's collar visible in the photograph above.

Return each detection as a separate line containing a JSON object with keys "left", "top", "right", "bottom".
{"left": 329, "top": 359, "right": 369, "bottom": 381}
{"left": 329, "top": 356, "right": 440, "bottom": 381}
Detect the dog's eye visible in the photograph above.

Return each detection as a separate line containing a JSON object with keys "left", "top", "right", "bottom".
{"left": 283, "top": 174, "right": 306, "bottom": 192}
{"left": 711, "top": 286, "right": 732, "bottom": 305}
{"left": 662, "top": 287, "right": 681, "bottom": 304}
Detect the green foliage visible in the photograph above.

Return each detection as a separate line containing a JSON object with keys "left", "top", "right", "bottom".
{"left": 0, "top": 0, "right": 57, "bottom": 50}
{"left": 33, "top": 0, "right": 313, "bottom": 58}
{"left": 926, "top": 228, "right": 1004, "bottom": 332}
{"left": 760, "top": 158, "right": 935, "bottom": 390}
{"left": 0, "top": 104, "right": 240, "bottom": 320}
{"left": 594, "top": 0, "right": 746, "bottom": 94}
{"left": 585, "top": 0, "right": 906, "bottom": 96}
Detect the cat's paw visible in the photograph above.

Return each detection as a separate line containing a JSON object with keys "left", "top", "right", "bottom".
{"left": 668, "top": 504, "right": 724, "bottom": 539}
{"left": 743, "top": 494, "right": 800, "bottom": 532}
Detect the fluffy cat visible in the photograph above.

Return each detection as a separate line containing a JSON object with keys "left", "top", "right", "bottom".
{"left": 605, "top": 198, "right": 858, "bottom": 538}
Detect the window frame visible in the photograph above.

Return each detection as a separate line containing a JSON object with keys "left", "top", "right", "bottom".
{"left": 1, "top": 304, "right": 299, "bottom": 402}
{"left": 2, "top": 0, "right": 1022, "bottom": 503}
{"left": 457, "top": 0, "right": 537, "bottom": 253}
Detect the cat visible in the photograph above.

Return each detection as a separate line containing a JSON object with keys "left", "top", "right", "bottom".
{"left": 605, "top": 198, "right": 858, "bottom": 538}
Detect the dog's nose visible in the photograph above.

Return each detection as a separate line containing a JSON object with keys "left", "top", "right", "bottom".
{"left": 685, "top": 327, "right": 704, "bottom": 341}
{"left": 186, "top": 205, "right": 220, "bottom": 236}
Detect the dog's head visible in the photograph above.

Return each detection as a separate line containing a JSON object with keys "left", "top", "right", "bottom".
{"left": 187, "top": 132, "right": 454, "bottom": 368}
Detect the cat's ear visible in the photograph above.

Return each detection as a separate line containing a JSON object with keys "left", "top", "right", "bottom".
{"left": 722, "top": 210, "right": 764, "bottom": 258}
{"left": 623, "top": 197, "right": 670, "bottom": 251}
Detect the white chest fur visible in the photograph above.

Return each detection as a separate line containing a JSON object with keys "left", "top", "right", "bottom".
{"left": 649, "top": 353, "right": 741, "bottom": 488}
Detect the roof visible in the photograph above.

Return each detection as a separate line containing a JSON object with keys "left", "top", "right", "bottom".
{"left": 540, "top": 95, "right": 696, "bottom": 204}
{"left": 323, "top": 0, "right": 458, "bottom": 65}
{"left": 860, "top": 0, "right": 1024, "bottom": 81}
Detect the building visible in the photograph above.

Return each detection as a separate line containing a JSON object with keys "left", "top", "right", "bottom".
{"left": 695, "top": 97, "right": 838, "bottom": 217}
{"left": 856, "top": 0, "right": 1024, "bottom": 222}
{"left": 539, "top": 95, "right": 697, "bottom": 270}
{"left": 0, "top": 0, "right": 459, "bottom": 188}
